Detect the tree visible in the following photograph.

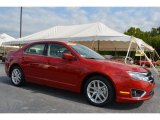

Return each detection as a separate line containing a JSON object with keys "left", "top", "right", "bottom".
{"left": 124, "top": 27, "right": 160, "bottom": 54}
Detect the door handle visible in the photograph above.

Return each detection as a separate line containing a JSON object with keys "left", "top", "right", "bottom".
{"left": 22, "top": 57, "right": 24, "bottom": 61}
{"left": 47, "top": 60, "right": 58, "bottom": 69}
{"left": 47, "top": 60, "right": 50, "bottom": 64}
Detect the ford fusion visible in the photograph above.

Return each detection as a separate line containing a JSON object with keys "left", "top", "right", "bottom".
{"left": 5, "top": 41, "right": 155, "bottom": 107}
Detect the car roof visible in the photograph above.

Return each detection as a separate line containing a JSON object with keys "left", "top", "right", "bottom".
{"left": 28, "top": 40, "right": 77, "bottom": 45}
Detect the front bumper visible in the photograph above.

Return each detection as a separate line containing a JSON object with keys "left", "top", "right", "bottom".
{"left": 115, "top": 75, "right": 155, "bottom": 103}
{"left": 116, "top": 83, "right": 155, "bottom": 103}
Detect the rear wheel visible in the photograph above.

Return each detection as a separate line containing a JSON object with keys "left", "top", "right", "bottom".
{"left": 84, "top": 76, "right": 115, "bottom": 107}
{"left": 2, "top": 59, "right": 5, "bottom": 62}
{"left": 11, "top": 66, "right": 25, "bottom": 86}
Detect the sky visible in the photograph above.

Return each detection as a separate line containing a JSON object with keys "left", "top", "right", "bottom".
{"left": 0, "top": 7, "right": 160, "bottom": 38}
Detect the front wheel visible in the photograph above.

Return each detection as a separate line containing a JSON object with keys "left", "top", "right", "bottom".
{"left": 84, "top": 76, "right": 115, "bottom": 107}
{"left": 11, "top": 66, "right": 25, "bottom": 86}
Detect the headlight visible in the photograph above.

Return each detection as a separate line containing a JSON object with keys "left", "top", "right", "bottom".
{"left": 127, "top": 71, "right": 149, "bottom": 82}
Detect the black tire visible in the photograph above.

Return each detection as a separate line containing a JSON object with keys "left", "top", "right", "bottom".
{"left": 84, "top": 75, "right": 115, "bottom": 107}
{"left": 10, "top": 66, "right": 25, "bottom": 86}
{"left": 2, "top": 59, "right": 5, "bottom": 63}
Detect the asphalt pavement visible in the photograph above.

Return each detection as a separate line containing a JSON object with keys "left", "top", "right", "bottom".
{"left": 0, "top": 61, "right": 160, "bottom": 113}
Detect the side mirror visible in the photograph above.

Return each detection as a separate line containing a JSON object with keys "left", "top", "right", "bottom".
{"left": 62, "top": 53, "right": 74, "bottom": 61}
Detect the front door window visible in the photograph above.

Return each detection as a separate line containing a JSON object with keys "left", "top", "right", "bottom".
{"left": 47, "top": 43, "right": 71, "bottom": 58}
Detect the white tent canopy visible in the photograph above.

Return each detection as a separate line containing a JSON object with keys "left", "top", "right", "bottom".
{"left": 0, "top": 33, "right": 15, "bottom": 46}
{"left": 2, "top": 22, "right": 154, "bottom": 51}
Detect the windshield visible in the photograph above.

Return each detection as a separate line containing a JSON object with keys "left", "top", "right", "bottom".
{"left": 70, "top": 44, "right": 105, "bottom": 60}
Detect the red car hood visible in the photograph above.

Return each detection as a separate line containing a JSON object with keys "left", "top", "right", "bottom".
{"left": 96, "top": 60, "right": 148, "bottom": 73}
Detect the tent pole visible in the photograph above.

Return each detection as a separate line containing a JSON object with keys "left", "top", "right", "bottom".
{"left": 143, "top": 50, "right": 159, "bottom": 77}
{"left": 19, "top": 44, "right": 22, "bottom": 48}
{"left": 93, "top": 36, "right": 97, "bottom": 51}
{"left": 125, "top": 36, "right": 134, "bottom": 64}
{"left": 97, "top": 40, "right": 100, "bottom": 52}
{"left": 133, "top": 37, "right": 160, "bottom": 78}
{"left": 155, "top": 49, "right": 160, "bottom": 59}
{"left": 91, "top": 41, "right": 95, "bottom": 49}
{"left": 115, "top": 48, "right": 117, "bottom": 56}
{"left": 140, "top": 55, "right": 141, "bottom": 66}
{"left": 3, "top": 45, "right": 6, "bottom": 55}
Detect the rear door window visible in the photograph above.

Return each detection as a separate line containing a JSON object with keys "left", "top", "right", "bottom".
{"left": 24, "top": 44, "right": 45, "bottom": 55}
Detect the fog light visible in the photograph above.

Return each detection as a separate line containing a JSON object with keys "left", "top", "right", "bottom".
{"left": 131, "top": 89, "right": 146, "bottom": 98}
{"left": 148, "top": 90, "right": 154, "bottom": 96}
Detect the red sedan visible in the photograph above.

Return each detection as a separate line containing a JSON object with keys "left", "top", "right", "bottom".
{"left": 5, "top": 41, "right": 155, "bottom": 107}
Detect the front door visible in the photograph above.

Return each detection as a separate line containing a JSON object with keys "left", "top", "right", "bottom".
{"left": 45, "top": 43, "right": 82, "bottom": 89}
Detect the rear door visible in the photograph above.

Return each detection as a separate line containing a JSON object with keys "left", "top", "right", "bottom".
{"left": 21, "top": 43, "right": 48, "bottom": 84}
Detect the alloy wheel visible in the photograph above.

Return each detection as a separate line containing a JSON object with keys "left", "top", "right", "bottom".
{"left": 11, "top": 68, "right": 22, "bottom": 85}
{"left": 87, "top": 80, "right": 108, "bottom": 104}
